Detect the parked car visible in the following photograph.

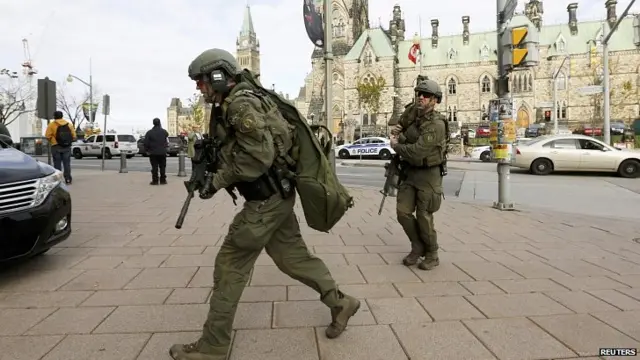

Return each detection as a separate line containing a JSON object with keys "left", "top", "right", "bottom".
{"left": 0, "top": 134, "right": 71, "bottom": 263}
{"left": 525, "top": 124, "right": 546, "bottom": 137}
{"left": 512, "top": 134, "right": 640, "bottom": 178}
{"left": 167, "top": 136, "right": 183, "bottom": 156}
{"left": 336, "top": 136, "right": 395, "bottom": 160}
{"left": 137, "top": 136, "right": 146, "bottom": 156}
{"left": 476, "top": 125, "right": 490, "bottom": 138}
{"left": 610, "top": 121, "right": 626, "bottom": 135}
{"left": 72, "top": 133, "right": 139, "bottom": 159}
{"left": 573, "top": 125, "right": 603, "bottom": 136}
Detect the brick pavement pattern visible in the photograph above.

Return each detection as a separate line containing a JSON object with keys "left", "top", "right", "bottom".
{"left": 1, "top": 170, "right": 640, "bottom": 360}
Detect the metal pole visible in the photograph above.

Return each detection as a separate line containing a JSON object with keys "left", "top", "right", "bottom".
{"left": 494, "top": 0, "right": 514, "bottom": 210}
{"left": 359, "top": 109, "right": 363, "bottom": 162}
{"left": 324, "top": 0, "right": 335, "bottom": 170}
{"left": 552, "top": 74, "right": 558, "bottom": 135}
{"left": 602, "top": 23, "right": 610, "bottom": 144}
{"left": 89, "top": 58, "right": 93, "bottom": 127}
{"left": 177, "top": 150, "right": 187, "bottom": 177}
{"left": 101, "top": 112, "right": 107, "bottom": 171}
{"left": 119, "top": 151, "right": 128, "bottom": 173}
{"left": 46, "top": 119, "right": 52, "bottom": 165}
{"left": 418, "top": 17, "right": 423, "bottom": 75}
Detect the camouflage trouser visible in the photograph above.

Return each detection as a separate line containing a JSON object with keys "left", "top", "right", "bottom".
{"left": 396, "top": 183, "right": 441, "bottom": 258}
{"left": 197, "top": 194, "right": 342, "bottom": 358}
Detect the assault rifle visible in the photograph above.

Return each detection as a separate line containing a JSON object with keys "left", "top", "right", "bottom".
{"left": 174, "top": 135, "right": 238, "bottom": 229}
{"left": 378, "top": 155, "right": 404, "bottom": 215}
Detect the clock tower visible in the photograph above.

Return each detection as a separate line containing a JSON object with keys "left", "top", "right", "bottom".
{"left": 236, "top": 5, "right": 260, "bottom": 76}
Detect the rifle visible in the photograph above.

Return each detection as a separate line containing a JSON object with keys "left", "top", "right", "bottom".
{"left": 175, "top": 135, "right": 215, "bottom": 229}
{"left": 378, "top": 155, "right": 404, "bottom": 215}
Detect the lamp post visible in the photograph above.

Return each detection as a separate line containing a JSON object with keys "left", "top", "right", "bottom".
{"left": 548, "top": 55, "right": 571, "bottom": 135}
{"left": 66, "top": 59, "right": 93, "bottom": 126}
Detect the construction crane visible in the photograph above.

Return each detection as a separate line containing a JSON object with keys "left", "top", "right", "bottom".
{"left": 21, "top": 38, "right": 39, "bottom": 135}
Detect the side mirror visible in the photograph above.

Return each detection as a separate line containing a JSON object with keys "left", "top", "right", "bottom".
{"left": 0, "top": 134, "right": 13, "bottom": 146}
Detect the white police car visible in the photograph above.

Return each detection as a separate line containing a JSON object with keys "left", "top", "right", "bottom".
{"left": 336, "top": 136, "right": 395, "bottom": 160}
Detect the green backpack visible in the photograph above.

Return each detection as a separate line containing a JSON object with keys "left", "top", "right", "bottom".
{"left": 236, "top": 69, "right": 354, "bottom": 232}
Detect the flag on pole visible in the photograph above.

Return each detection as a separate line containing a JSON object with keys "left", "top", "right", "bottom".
{"left": 408, "top": 43, "right": 420, "bottom": 64}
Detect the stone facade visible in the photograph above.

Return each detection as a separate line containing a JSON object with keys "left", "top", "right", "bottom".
{"left": 295, "top": 0, "right": 640, "bottom": 141}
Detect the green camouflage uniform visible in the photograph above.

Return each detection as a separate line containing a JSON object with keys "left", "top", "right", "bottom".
{"left": 391, "top": 109, "right": 447, "bottom": 270}
{"left": 170, "top": 49, "right": 359, "bottom": 360}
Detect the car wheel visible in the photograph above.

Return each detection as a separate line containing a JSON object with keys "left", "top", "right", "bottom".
{"left": 104, "top": 148, "right": 112, "bottom": 159}
{"left": 618, "top": 159, "right": 640, "bottom": 178}
{"left": 530, "top": 158, "right": 553, "bottom": 175}
{"left": 480, "top": 151, "right": 491, "bottom": 162}
{"left": 338, "top": 149, "right": 350, "bottom": 159}
{"left": 73, "top": 148, "right": 83, "bottom": 159}
{"left": 379, "top": 149, "right": 391, "bottom": 160}
{"left": 126, "top": 155, "right": 134, "bottom": 159}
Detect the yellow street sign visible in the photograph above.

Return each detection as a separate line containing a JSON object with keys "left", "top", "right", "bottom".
{"left": 513, "top": 48, "right": 527, "bottom": 65}
{"left": 512, "top": 27, "right": 527, "bottom": 45}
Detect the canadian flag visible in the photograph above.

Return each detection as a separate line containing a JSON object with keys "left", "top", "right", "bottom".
{"left": 408, "top": 43, "right": 420, "bottom": 64}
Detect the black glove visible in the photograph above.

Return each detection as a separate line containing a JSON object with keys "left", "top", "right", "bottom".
{"left": 198, "top": 174, "right": 216, "bottom": 199}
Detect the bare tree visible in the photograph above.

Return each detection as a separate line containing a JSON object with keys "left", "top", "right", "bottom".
{"left": 56, "top": 83, "right": 102, "bottom": 129}
{"left": 0, "top": 76, "right": 34, "bottom": 126}
{"left": 582, "top": 55, "right": 634, "bottom": 126}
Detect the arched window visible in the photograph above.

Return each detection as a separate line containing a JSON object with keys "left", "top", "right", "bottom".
{"left": 556, "top": 72, "right": 566, "bottom": 90}
{"left": 482, "top": 104, "right": 488, "bottom": 120}
{"left": 448, "top": 78, "right": 457, "bottom": 95}
{"left": 447, "top": 106, "right": 452, "bottom": 121}
{"left": 527, "top": 73, "right": 533, "bottom": 91}
{"left": 481, "top": 76, "right": 491, "bottom": 93}
{"left": 561, "top": 101, "right": 567, "bottom": 119}
{"left": 362, "top": 73, "right": 374, "bottom": 84}
{"left": 480, "top": 45, "right": 489, "bottom": 60}
{"left": 453, "top": 106, "right": 458, "bottom": 121}
{"left": 364, "top": 52, "right": 373, "bottom": 66}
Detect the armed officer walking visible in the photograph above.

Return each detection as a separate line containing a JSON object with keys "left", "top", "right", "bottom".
{"left": 169, "top": 48, "right": 360, "bottom": 360}
{"left": 389, "top": 79, "right": 447, "bottom": 270}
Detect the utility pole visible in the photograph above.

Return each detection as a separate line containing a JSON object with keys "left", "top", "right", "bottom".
{"left": 494, "top": 0, "right": 538, "bottom": 210}
{"left": 602, "top": 0, "right": 636, "bottom": 145}
{"left": 324, "top": 0, "right": 335, "bottom": 170}
{"left": 552, "top": 56, "right": 570, "bottom": 135}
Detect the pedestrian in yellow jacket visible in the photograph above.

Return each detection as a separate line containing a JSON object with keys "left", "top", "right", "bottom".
{"left": 45, "top": 111, "right": 76, "bottom": 184}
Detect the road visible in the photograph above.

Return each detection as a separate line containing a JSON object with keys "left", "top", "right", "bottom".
{"left": 43, "top": 156, "right": 640, "bottom": 220}
{"left": 49, "top": 156, "right": 465, "bottom": 198}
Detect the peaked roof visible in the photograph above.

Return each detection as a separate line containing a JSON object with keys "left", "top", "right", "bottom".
{"left": 240, "top": 5, "right": 255, "bottom": 37}
{"left": 344, "top": 28, "right": 395, "bottom": 61}
{"left": 383, "top": 14, "right": 639, "bottom": 68}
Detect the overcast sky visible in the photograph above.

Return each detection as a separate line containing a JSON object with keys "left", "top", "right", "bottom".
{"left": 0, "top": 0, "right": 634, "bottom": 132}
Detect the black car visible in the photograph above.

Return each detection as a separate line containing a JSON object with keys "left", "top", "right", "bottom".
{"left": 167, "top": 136, "right": 182, "bottom": 156}
{"left": 0, "top": 134, "right": 72, "bottom": 264}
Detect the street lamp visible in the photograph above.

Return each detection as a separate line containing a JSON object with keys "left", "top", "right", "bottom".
{"left": 547, "top": 55, "right": 571, "bottom": 135}
{"left": 66, "top": 60, "right": 93, "bottom": 126}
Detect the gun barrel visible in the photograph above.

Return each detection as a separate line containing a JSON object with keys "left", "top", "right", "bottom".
{"left": 175, "top": 192, "right": 194, "bottom": 229}
{"left": 378, "top": 194, "right": 387, "bottom": 215}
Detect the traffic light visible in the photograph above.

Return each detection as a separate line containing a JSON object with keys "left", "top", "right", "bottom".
{"left": 501, "top": 24, "right": 539, "bottom": 71}
{"left": 544, "top": 110, "right": 551, "bottom": 122}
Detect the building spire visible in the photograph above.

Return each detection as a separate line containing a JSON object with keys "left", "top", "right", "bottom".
{"left": 240, "top": 5, "right": 255, "bottom": 37}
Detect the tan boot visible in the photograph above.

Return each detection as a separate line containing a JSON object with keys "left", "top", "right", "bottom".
{"left": 402, "top": 252, "right": 421, "bottom": 266}
{"left": 417, "top": 257, "right": 439, "bottom": 270}
{"left": 326, "top": 295, "right": 360, "bottom": 339}
{"left": 169, "top": 343, "right": 225, "bottom": 360}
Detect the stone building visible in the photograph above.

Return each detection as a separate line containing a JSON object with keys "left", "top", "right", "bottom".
{"left": 295, "top": 0, "right": 640, "bottom": 141}
{"left": 167, "top": 5, "right": 260, "bottom": 136}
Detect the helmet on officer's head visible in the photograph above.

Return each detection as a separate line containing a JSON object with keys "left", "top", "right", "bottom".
{"left": 188, "top": 48, "right": 241, "bottom": 92}
{"left": 414, "top": 79, "right": 443, "bottom": 104}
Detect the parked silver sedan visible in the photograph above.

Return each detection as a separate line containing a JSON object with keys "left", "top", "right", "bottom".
{"left": 512, "top": 134, "right": 640, "bottom": 178}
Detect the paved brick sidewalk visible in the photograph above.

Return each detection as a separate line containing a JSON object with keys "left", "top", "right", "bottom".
{"left": 1, "top": 170, "right": 639, "bottom": 360}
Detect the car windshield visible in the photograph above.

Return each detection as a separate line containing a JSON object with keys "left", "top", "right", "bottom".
{"left": 168, "top": 137, "right": 180, "bottom": 144}
{"left": 118, "top": 135, "right": 136, "bottom": 142}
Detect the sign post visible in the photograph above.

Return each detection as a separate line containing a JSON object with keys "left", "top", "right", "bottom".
{"left": 36, "top": 77, "right": 56, "bottom": 165}
{"left": 101, "top": 94, "right": 110, "bottom": 171}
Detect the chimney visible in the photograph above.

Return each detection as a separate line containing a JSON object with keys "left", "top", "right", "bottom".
{"left": 431, "top": 19, "right": 439, "bottom": 48}
{"left": 606, "top": 0, "right": 617, "bottom": 28}
{"left": 568, "top": 3, "right": 578, "bottom": 35}
{"left": 462, "top": 16, "right": 470, "bottom": 45}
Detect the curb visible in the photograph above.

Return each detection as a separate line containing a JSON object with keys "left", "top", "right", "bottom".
{"left": 340, "top": 158, "right": 483, "bottom": 168}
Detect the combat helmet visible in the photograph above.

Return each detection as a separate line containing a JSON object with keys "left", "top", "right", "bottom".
{"left": 188, "top": 48, "right": 241, "bottom": 81}
{"left": 414, "top": 79, "right": 443, "bottom": 104}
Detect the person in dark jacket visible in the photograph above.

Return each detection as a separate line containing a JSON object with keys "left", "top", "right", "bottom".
{"left": 0, "top": 122, "right": 10, "bottom": 138}
{"left": 143, "top": 118, "right": 169, "bottom": 185}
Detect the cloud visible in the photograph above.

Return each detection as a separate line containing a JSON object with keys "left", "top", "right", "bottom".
{"left": 1, "top": 0, "right": 636, "bottom": 132}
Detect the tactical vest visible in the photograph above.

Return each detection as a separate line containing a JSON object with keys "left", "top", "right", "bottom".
{"left": 401, "top": 112, "right": 447, "bottom": 168}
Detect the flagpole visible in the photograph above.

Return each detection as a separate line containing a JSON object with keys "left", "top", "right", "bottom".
{"left": 418, "top": 16, "right": 423, "bottom": 75}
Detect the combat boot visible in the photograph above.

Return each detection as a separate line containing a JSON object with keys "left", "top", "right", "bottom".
{"left": 402, "top": 252, "right": 421, "bottom": 266}
{"left": 169, "top": 342, "right": 225, "bottom": 360}
{"left": 417, "top": 255, "right": 439, "bottom": 270}
{"left": 326, "top": 294, "right": 360, "bottom": 339}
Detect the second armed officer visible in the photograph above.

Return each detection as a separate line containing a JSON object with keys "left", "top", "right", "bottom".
{"left": 389, "top": 79, "right": 447, "bottom": 270}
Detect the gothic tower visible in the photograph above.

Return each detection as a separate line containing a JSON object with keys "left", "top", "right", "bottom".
{"left": 524, "top": 0, "right": 543, "bottom": 30}
{"left": 236, "top": 5, "right": 260, "bottom": 75}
